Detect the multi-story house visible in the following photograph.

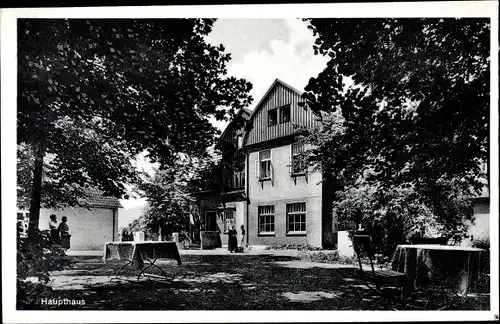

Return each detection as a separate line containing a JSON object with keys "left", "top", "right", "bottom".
{"left": 194, "top": 79, "right": 338, "bottom": 249}
{"left": 243, "top": 79, "right": 338, "bottom": 248}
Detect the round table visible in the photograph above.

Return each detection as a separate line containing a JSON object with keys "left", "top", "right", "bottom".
{"left": 391, "top": 244, "right": 486, "bottom": 296}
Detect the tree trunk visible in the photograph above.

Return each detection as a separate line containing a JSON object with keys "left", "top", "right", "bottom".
{"left": 27, "top": 141, "right": 44, "bottom": 239}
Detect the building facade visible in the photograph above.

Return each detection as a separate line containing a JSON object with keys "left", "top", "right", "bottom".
{"left": 19, "top": 190, "right": 122, "bottom": 251}
{"left": 195, "top": 79, "right": 338, "bottom": 249}
{"left": 244, "top": 79, "right": 337, "bottom": 248}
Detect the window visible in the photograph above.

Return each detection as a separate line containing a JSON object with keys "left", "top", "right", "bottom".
{"left": 291, "top": 143, "right": 306, "bottom": 175}
{"left": 268, "top": 109, "right": 277, "bottom": 126}
{"left": 227, "top": 158, "right": 245, "bottom": 190}
{"left": 223, "top": 209, "right": 235, "bottom": 233}
{"left": 287, "top": 202, "right": 306, "bottom": 233}
{"left": 279, "top": 105, "right": 291, "bottom": 123}
{"left": 237, "top": 134, "right": 243, "bottom": 149}
{"left": 259, "top": 150, "right": 272, "bottom": 180}
{"left": 231, "top": 169, "right": 245, "bottom": 189}
{"left": 258, "top": 205, "right": 275, "bottom": 234}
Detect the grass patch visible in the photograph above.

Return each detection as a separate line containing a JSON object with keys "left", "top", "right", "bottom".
{"left": 264, "top": 244, "right": 322, "bottom": 251}
{"left": 297, "top": 250, "right": 356, "bottom": 265}
{"left": 297, "top": 250, "right": 393, "bottom": 269}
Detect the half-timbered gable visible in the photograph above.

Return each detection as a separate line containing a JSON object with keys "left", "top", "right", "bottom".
{"left": 244, "top": 79, "right": 320, "bottom": 147}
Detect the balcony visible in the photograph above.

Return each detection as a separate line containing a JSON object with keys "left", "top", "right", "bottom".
{"left": 221, "top": 167, "right": 246, "bottom": 198}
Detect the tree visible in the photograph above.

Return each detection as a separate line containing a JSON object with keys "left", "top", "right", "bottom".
{"left": 334, "top": 179, "right": 474, "bottom": 257}
{"left": 300, "top": 18, "right": 489, "bottom": 252}
{"left": 138, "top": 155, "right": 201, "bottom": 239}
{"left": 18, "top": 19, "right": 253, "bottom": 237}
{"left": 128, "top": 215, "right": 157, "bottom": 241}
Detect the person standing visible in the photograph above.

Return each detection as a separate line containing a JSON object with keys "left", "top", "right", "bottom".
{"left": 240, "top": 224, "right": 246, "bottom": 249}
{"left": 227, "top": 225, "right": 238, "bottom": 253}
{"left": 58, "top": 216, "right": 71, "bottom": 250}
{"left": 49, "top": 214, "right": 60, "bottom": 244}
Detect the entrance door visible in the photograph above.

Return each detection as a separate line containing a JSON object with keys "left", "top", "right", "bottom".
{"left": 205, "top": 211, "right": 217, "bottom": 231}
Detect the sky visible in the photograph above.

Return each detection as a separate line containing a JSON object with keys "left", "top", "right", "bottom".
{"left": 205, "top": 18, "right": 329, "bottom": 131}
{"left": 119, "top": 18, "right": 329, "bottom": 226}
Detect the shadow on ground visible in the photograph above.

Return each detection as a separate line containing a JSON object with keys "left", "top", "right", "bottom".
{"left": 20, "top": 254, "right": 490, "bottom": 310}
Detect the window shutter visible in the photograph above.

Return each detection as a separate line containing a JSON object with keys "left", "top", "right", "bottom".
{"left": 255, "top": 159, "right": 260, "bottom": 179}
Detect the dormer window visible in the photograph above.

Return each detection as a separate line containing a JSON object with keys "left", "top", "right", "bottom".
{"left": 268, "top": 109, "right": 277, "bottom": 126}
{"left": 279, "top": 104, "right": 291, "bottom": 123}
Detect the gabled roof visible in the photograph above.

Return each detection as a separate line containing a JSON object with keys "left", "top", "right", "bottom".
{"left": 79, "top": 188, "right": 123, "bottom": 209}
{"left": 219, "top": 107, "right": 252, "bottom": 141}
{"left": 249, "top": 79, "right": 303, "bottom": 120}
{"left": 242, "top": 78, "right": 305, "bottom": 146}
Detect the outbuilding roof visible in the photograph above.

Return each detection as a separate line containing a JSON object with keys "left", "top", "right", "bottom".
{"left": 79, "top": 189, "right": 123, "bottom": 209}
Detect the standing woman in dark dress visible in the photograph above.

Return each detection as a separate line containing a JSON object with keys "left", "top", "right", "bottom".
{"left": 58, "top": 216, "right": 71, "bottom": 250}
{"left": 227, "top": 225, "right": 238, "bottom": 253}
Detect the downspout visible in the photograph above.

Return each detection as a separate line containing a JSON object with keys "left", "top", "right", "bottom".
{"left": 242, "top": 150, "right": 250, "bottom": 247}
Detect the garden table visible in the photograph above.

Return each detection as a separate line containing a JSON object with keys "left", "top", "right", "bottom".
{"left": 391, "top": 244, "right": 486, "bottom": 298}
{"left": 104, "top": 241, "right": 182, "bottom": 281}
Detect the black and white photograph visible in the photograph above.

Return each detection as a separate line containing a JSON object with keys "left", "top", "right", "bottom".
{"left": 1, "top": 1, "right": 498, "bottom": 323}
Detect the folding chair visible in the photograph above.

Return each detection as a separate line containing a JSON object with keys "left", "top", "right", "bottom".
{"left": 422, "top": 258, "right": 477, "bottom": 310}
{"left": 352, "top": 235, "right": 407, "bottom": 308}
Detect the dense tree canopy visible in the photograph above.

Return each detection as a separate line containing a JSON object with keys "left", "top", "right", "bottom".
{"left": 300, "top": 18, "right": 490, "bottom": 250}
{"left": 18, "top": 19, "right": 252, "bottom": 234}
{"left": 138, "top": 154, "right": 219, "bottom": 237}
{"left": 302, "top": 18, "right": 489, "bottom": 191}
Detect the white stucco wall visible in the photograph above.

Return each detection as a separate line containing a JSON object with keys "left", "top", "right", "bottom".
{"left": 39, "top": 206, "right": 118, "bottom": 251}
{"left": 337, "top": 231, "right": 355, "bottom": 257}
{"left": 248, "top": 145, "right": 323, "bottom": 247}
{"left": 248, "top": 145, "right": 322, "bottom": 201}
{"left": 463, "top": 200, "right": 490, "bottom": 246}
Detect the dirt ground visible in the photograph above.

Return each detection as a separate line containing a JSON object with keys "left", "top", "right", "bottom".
{"left": 21, "top": 254, "right": 490, "bottom": 311}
